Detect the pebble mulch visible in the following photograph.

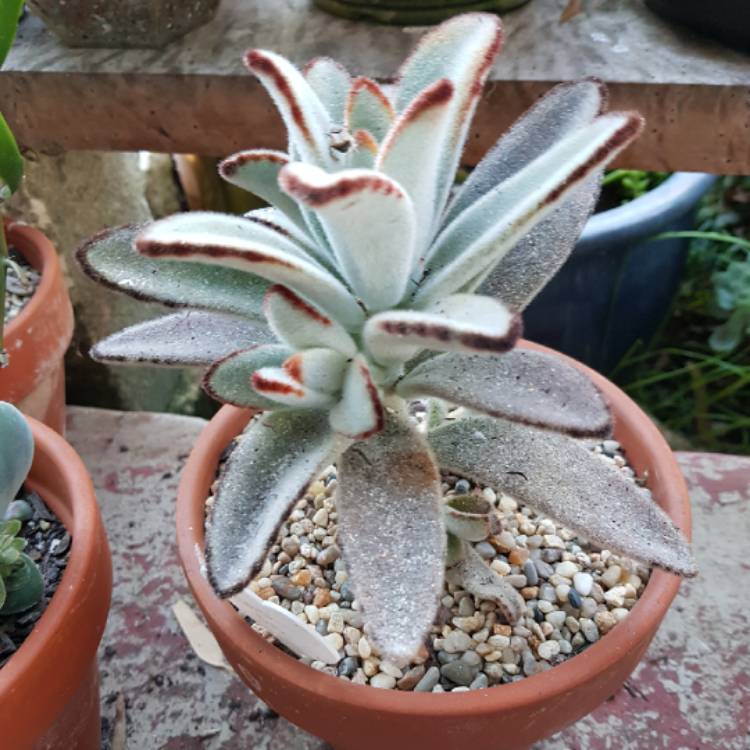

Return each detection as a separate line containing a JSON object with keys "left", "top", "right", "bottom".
{"left": 228, "top": 433, "right": 652, "bottom": 692}
{"left": 0, "top": 490, "right": 72, "bottom": 669}
{"left": 3, "top": 250, "right": 40, "bottom": 325}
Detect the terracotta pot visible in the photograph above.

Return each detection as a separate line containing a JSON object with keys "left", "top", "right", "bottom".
{"left": 176, "top": 340, "right": 691, "bottom": 750}
{"left": 1, "top": 223, "right": 73, "bottom": 434}
{"left": 313, "top": 0, "right": 530, "bottom": 24}
{"left": 0, "top": 416, "right": 112, "bottom": 750}
{"left": 26, "top": 0, "right": 221, "bottom": 49}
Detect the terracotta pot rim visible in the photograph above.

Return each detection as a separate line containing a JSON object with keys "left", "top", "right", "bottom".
{"left": 176, "top": 339, "right": 690, "bottom": 714}
{"left": 4, "top": 221, "right": 66, "bottom": 343}
{"left": 0, "top": 416, "right": 111, "bottom": 693}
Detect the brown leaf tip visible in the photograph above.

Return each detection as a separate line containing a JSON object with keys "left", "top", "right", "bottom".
{"left": 252, "top": 371, "right": 305, "bottom": 398}
{"left": 280, "top": 168, "right": 403, "bottom": 207}
{"left": 219, "top": 149, "right": 288, "bottom": 179}
{"left": 264, "top": 284, "right": 333, "bottom": 326}
{"left": 347, "top": 76, "right": 395, "bottom": 121}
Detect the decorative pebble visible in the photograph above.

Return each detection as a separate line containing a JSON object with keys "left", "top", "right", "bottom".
{"left": 573, "top": 572, "right": 593, "bottom": 596}
{"left": 397, "top": 665, "right": 426, "bottom": 690}
{"left": 370, "top": 673, "right": 397, "bottom": 690}
{"left": 523, "top": 560, "right": 539, "bottom": 586}
{"left": 567, "top": 588, "right": 583, "bottom": 610}
{"left": 454, "top": 479, "right": 471, "bottom": 494}
{"left": 537, "top": 640, "right": 561, "bottom": 661}
{"left": 555, "top": 561, "right": 578, "bottom": 579}
{"left": 441, "top": 660, "right": 477, "bottom": 686}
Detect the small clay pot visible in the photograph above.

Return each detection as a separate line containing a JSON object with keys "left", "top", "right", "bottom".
{"left": 0, "top": 223, "right": 73, "bottom": 434}
{"left": 313, "top": 0, "right": 530, "bottom": 24}
{"left": 26, "top": 0, "right": 221, "bottom": 49}
{"left": 176, "top": 340, "right": 691, "bottom": 750}
{"left": 0, "top": 416, "right": 112, "bottom": 749}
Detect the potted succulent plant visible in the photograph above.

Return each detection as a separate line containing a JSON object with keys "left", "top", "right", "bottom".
{"left": 313, "top": 0, "right": 530, "bottom": 25}
{"left": 0, "top": 2, "right": 74, "bottom": 433}
{"left": 24, "top": 0, "right": 222, "bottom": 49}
{"left": 0, "top": 402, "right": 112, "bottom": 749}
{"left": 78, "top": 13, "right": 694, "bottom": 749}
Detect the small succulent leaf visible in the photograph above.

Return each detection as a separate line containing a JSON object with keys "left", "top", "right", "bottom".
{"left": 376, "top": 79, "right": 455, "bottom": 258}
{"left": 346, "top": 77, "right": 395, "bottom": 144}
{"left": 445, "top": 532, "right": 463, "bottom": 567}
{"left": 349, "top": 130, "right": 378, "bottom": 169}
{"left": 398, "top": 348, "right": 612, "bottom": 438}
{"left": 445, "top": 79, "right": 607, "bottom": 224}
{"left": 136, "top": 216, "right": 365, "bottom": 329}
{"left": 0, "top": 403, "right": 33, "bottom": 518}
{"left": 364, "top": 294, "right": 521, "bottom": 366}
{"left": 76, "top": 225, "right": 269, "bottom": 319}
{"left": 445, "top": 541, "right": 524, "bottom": 624}
{"left": 303, "top": 57, "right": 351, "bottom": 124}
{"left": 202, "top": 345, "right": 293, "bottom": 408}
{"left": 263, "top": 284, "right": 357, "bottom": 355}
{"left": 252, "top": 367, "right": 337, "bottom": 409}
{"left": 426, "top": 398, "right": 447, "bottom": 431}
{"left": 280, "top": 163, "right": 417, "bottom": 311}
{"left": 0, "top": 519, "right": 20, "bottom": 537}
{"left": 444, "top": 495, "right": 492, "bottom": 541}
{"left": 416, "top": 112, "right": 643, "bottom": 305}
{"left": 206, "top": 410, "right": 343, "bottom": 596}
{"left": 336, "top": 409, "right": 445, "bottom": 661}
{"left": 245, "top": 206, "right": 336, "bottom": 272}
{"left": 282, "top": 348, "right": 348, "bottom": 394}
{"left": 430, "top": 416, "right": 696, "bottom": 576}
{"left": 244, "top": 50, "right": 333, "bottom": 167}
{"left": 476, "top": 175, "right": 600, "bottom": 309}
{"left": 0, "top": 574, "right": 5, "bottom": 610}
{"left": 91, "top": 311, "right": 275, "bottom": 367}
{"left": 0, "top": 553, "right": 43, "bottom": 614}
{"left": 394, "top": 14, "right": 502, "bottom": 230}
{"left": 218, "top": 150, "right": 305, "bottom": 228}
{"left": 328, "top": 356, "right": 385, "bottom": 439}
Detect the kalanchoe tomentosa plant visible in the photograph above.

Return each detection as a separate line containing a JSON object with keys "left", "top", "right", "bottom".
{"left": 0, "top": 402, "right": 43, "bottom": 615}
{"left": 77, "top": 14, "right": 695, "bottom": 661}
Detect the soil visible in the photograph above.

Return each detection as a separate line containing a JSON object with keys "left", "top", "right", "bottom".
{"left": 0, "top": 488, "right": 72, "bottom": 669}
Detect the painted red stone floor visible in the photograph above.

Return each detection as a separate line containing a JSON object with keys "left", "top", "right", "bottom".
{"left": 65, "top": 407, "right": 750, "bottom": 750}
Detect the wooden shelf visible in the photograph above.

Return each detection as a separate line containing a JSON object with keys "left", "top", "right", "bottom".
{"left": 2, "top": 0, "right": 748, "bottom": 172}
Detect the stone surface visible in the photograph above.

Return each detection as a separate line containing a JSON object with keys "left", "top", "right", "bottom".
{"left": 3, "top": 1, "right": 748, "bottom": 172}
{"left": 65, "top": 407, "right": 750, "bottom": 749}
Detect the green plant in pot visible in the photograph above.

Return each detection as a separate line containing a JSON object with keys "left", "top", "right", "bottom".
{"left": 0, "top": 402, "right": 43, "bottom": 616}
{"left": 313, "top": 0, "right": 530, "bottom": 25}
{"left": 77, "top": 11, "right": 694, "bottom": 743}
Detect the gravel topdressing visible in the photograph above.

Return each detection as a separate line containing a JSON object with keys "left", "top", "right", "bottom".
{"left": 3, "top": 250, "right": 40, "bottom": 326}
{"left": 217, "top": 430, "right": 652, "bottom": 692}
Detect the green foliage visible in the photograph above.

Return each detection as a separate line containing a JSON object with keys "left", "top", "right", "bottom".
{"left": 601, "top": 169, "right": 669, "bottom": 206}
{"left": 0, "top": 519, "right": 43, "bottom": 614}
{"left": 616, "top": 177, "right": 750, "bottom": 453}
{"left": 0, "top": 0, "right": 22, "bottom": 66}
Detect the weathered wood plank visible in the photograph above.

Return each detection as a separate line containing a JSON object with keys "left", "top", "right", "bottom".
{"left": 1, "top": 0, "right": 748, "bottom": 171}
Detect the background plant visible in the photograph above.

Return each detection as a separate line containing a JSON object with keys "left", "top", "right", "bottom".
{"left": 0, "top": 402, "right": 43, "bottom": 614}
{"left": 79, "top": 14, "right": 694, "bottom": 661}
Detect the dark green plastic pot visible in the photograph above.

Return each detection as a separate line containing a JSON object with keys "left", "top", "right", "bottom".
{"left": 313, "top": 0, "right": 530, "bottom": 24}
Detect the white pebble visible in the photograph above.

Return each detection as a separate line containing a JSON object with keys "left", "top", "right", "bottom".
{"left": 358, "top": 636, "right": 372, "bottom": 659}
{"left": 370, "top": 673, "right": 396, "bottom": 689}
{"left": 555, "top": 561, "right": 578, "bottom": 579}
{"left": 537, "top": 640, "right": 561, "bottom": 660}
{"left": 379, "top": 661, "right": 403, "bottom": 679}
{"left": 312, "top": 508, "right": 329, "bottom": 527}
{"left": 573, "top": 572, "right": 594, "bottom": 596}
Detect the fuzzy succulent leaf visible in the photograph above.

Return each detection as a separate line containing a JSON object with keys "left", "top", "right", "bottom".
{"left": 263, "top": 284, "right": 357, "bottom": 355}
{"left": 218, "top": 150, "right": 306, "bottom": 228}
{"left": 445, "top": 79, "right": 607, "bottom": 223}
{"left": 136, "top": 214, "right": 365, "bottom": 329}
{"left": 363, "top": 294, "right": 520, "bottom": 365}
{"left": 345, "top": 77, "right": 394, "bottom": 144}
{"left": 282, "top": 348, "right": 348, "bottom": 394}
{"left": 303, "top": 57, "right": 351, "bottom": 123}
{"left": 251, "top": 367, "right": 337, "bottom": 409}
{"left": 91, "top": 311, "right": 274, "bottom": 367}
{"left": 245, "top": 207, "right": 315, "bottom": 252}
{"left": 206, "top": 410, "right": 344, "bottom": 596}
{"left": 0, "top": 403, "right": 33, "bottom": 518}
{"left": 430, "top": 416, "right": 696, "bottom": 576}
{"left": 398, "top": 348, "right": 612, "bottom": 438}
{"left": 76, "top": 225, "right": 269, "bottom": 320}
{"left": 416, "top": 112, "right": 643, "bottom": 304}
{"left": 335, "top": 410, "right": 445, "bottom": 661}
{"left": 202, "top": 345, "right": 293, "bottom": 408}
{"left": 328, "top": 356, "right": 385, "bottom": 439}
{"left": 280, "top": 163, "right": 417, "bottom": 311}
{"left": 394, "top": 13, "right": 502, "bottom": 233}
{"left": 445, "top": 540, "right": 524, "bottom": 624}
{"left": 376, "top": 79, "right": 455, "bottom": 256}
{"left": 444, "top": 494, "right": 492, "bottom": 541}
{"left": 244, "top": 50, "right": 333, "bottom": 167}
